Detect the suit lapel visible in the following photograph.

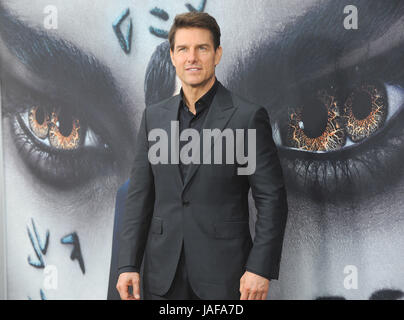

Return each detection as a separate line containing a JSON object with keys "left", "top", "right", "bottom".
{"left": 160, "top": 95, "right": 183, "bottom": 189}
{"left": 182, "top": 83, "right": 237, "bottom": 192}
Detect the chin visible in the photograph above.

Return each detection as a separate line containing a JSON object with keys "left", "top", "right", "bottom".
{"left": 186, "top": 77, "right": 211, "bottom": 87}
{"left": 183, "top": 80, "right": 203, "bottom": 87}
{"left": 190, "top": 81, "right": 206, "bottom": 88}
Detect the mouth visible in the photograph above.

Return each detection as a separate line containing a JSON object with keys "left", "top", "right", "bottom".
{"left": 185, "top": 67, "right": 202, "bottom": 72}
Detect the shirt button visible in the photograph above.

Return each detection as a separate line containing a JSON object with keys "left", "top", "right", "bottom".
{"left": 182, "top": 200, "right": 190, "bottom": 207}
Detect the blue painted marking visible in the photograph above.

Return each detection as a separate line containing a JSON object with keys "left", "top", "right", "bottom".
{"left": 149, "top": 1, "right": 208, "bottom": 38}
{"left": 61, "top": 232, "right": 85, "bottom": 274}
{"left": 113, "top": 8, "right": 133, "bottom": 54}
{"left": 40, "top": 289, "right": 46, "bottom": 300}
{"left": 149, "top": 26, "right": 169, "bottom": 39}
{"left": 27, "top": 218, "right": 49, "bottom": 269}
{"left": 61, "top": 234, "right": 74, "bottom": 244}
{"left": 150, "top": 7, "right": 169, "bottom": 21}
{"left": 185, "top": 0, "right": 207, "bottom": 12}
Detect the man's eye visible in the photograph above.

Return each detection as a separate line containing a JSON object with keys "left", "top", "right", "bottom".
{"left": 279, "top": 82, "right": 393, "bottom": 152}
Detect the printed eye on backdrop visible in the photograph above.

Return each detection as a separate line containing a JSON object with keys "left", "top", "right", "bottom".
{"left": 219, "top": 0, "right": 404, "bottom": 201}
{"left": 26, "top": 106, "right": 83, "bottom": 150}
{"left": 3, "top": 81, "right": 116, "bottom": 189}
{"left": 280, "top": 86, "right": 346, "bottom": 152}
{"left": 275, "top": 76, "right": 404, "bottom": 199}
{"left": 279, "top": 82, "right": 389, "bottom": 152}
{"left": 0, "top": 4, "right": 136, "bottom": 190}
{"left": 342, "top": 83, "right": 387, "bottom": 142}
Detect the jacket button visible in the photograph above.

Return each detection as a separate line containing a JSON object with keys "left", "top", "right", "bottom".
{"left": 182, "top": 200, "right": 190, "bottom": 206}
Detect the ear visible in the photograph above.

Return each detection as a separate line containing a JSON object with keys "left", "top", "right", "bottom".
{"left": 214, "top": 46, "right": 223, "bottom": 66}
{"left": 170, "top": 49, "right": 176, "bottom": 68}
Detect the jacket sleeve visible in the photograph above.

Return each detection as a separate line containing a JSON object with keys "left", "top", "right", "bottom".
{"left": 117, "top": 109, "right": 155, "bottom": 272}
{"left": 245, "top": 107, "right": 288, "bottom": 280}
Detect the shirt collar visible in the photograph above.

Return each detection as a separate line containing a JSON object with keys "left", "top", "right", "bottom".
{"left": 180, "top": 77, "right": 219, "bottom": 115}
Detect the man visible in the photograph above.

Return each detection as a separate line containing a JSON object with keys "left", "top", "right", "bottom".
{"left": 116, "top": 12, "right": 288, "bottom": 300}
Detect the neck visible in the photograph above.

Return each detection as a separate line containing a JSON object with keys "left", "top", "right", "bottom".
{"left": 182, "top": 76, "right": 216, "bottom": 114}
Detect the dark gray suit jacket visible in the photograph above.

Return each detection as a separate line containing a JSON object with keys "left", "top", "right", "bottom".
{"left": 118, "top": 82, "right": 288, "bottom": 299}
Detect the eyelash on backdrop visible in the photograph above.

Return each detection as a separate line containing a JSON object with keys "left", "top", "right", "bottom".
{"left": 2, "top": 78, "right": 115, "bottom": 188}
{"left": 269, "top": 47, "right": 404, "bottom": 197}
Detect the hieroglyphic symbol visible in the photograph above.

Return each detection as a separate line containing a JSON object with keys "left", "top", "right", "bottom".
{"left": 185, "top": 0, "right": 207, "bottom": 12}
{"left": 113, "top": 8, "right": 133, "bottom": 54}
{"left": 27, "top": 218, "right": 50, "bottom": 268}
{"left": 149, "top": 0, "right": 208, "bottom": 39}
{"left": 61, "top": 232, "right": 85, "bottom": 274}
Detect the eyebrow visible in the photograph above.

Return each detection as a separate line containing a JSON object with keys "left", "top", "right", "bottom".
{"left": 0, "top": 4, "right": 117, "bottom": 102}
{"left": 175, "top": 43, "right": 211, "bottom": 48}
{"left": 226, "top": 0, "right": 404, "bottom": 117}
{"left": 0, "top": 4, "right": 135, "bottom": 152}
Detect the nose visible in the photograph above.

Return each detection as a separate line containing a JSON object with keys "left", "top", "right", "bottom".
{"left": 186, "top": 48, "right": 198, "bottom": 64}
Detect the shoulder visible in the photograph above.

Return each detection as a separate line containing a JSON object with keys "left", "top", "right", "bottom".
{"left": 142, "top": 94, "right": 180, "bottom": 126}
{"left": 146, "top": 94, "right": 179, "bottom": 113}
{"left": 221, "top": 85, "right": 268, "bottom": 119}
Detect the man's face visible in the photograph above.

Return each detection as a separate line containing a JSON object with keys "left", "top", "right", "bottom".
{"left": 170, "top": 27, "right": 222, "bottom": 88}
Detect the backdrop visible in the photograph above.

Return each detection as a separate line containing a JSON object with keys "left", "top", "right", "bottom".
{"left": 1, "top": 0, "right": 404, "bottom": 300}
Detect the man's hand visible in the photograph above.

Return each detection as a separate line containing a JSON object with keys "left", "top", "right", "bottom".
{"left": 239, "top": 271, "right": 270, "bottom": 300}
{"left": 116, "top": 272, "right": 141, "bottom": 300}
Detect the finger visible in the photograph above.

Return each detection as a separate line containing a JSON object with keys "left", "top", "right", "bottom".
{"left": 247, "top": 290, "right": 257, "bottom": 300}
{"left": 240, "top": 288, "right": 248, "bottom": 300}
{"left": 117, "top": 284, "right": 130, "bottom": 300}
{"left": 132, "top": 277, "right": 141, "bottom": 300}
{"left": 127, "top": 293, "right": 136, "bottom": 300}
{"left": 260, "top": 291, "right": 268, "bottom": 300}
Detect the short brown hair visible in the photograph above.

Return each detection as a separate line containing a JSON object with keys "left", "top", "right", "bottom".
{"left": 168, "top": 12, "right": 221, "bottom": 51}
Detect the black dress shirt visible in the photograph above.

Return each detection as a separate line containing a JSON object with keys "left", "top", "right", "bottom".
{"left": 178, "top": 78, "right": 219, "bottom": 183}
